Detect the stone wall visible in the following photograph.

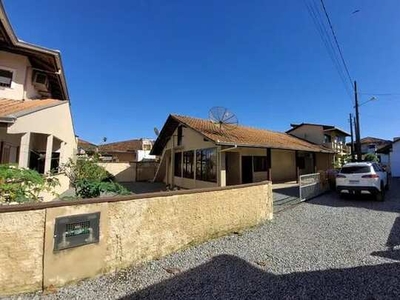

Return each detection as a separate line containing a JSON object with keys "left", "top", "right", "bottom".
{"left": 0, "top": 181, "right": 273, "bottom": 296}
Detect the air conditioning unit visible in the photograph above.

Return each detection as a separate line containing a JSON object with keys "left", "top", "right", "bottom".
{"left": 32, "top": 72, "right": 49, "bottom": 92}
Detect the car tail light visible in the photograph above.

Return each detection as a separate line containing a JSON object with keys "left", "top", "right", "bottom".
{"left": 336, "top": 174, "right": 346, "bottom": 178}
{"left": 362, "top": 174, "right": 379, "bottom": 178}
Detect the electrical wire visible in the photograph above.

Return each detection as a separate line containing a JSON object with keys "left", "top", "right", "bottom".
{"left": 319, "top": 0, "right": 354, "bottom": 89}
{"left": 303, "top": 0, "right": 354, "bottom": 102}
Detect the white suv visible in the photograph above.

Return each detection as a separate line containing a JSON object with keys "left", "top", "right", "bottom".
{"left": 336, "top": 162, "right": 389, "bottom": 201}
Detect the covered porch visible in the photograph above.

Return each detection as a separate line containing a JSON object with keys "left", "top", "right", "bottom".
{"left": 0, "top": 126, "right": 67, "bottom": 174}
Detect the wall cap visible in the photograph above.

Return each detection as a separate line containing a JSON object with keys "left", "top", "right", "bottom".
{"left": 0, "top": 181, "right": 271, "bottom": 213}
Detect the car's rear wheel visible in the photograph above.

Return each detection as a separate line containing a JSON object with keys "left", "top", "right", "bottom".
{"left": 375, "top": 183, "right": 385, "bottom": 202}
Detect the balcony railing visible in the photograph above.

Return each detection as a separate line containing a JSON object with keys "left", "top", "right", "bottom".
{"left": 323, "top": 142, "right": 350, "bottom": 154}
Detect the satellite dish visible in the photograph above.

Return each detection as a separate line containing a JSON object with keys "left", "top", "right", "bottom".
{"left": 209, "top": 107, "right": 238, "bottom": 131}
{"left": 154, "top": 127, "right": 160, "bottom": 136}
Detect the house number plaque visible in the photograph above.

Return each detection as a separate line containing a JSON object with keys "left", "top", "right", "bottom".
{"left": 53, "top": 212, "right": 100, "bottom": 251}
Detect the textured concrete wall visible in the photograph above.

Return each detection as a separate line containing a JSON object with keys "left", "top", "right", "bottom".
{"left": 0, "top": 210, "right": 45, "bottom": 295}
{"left": 106, "top": 183, "right": 273, "bottom": 270}
{"left": 0, "top": 181, "right": 272, "bottom": 295}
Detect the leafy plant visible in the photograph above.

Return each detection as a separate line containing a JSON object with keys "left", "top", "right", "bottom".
{"left": 0, "top": 164, "right": 59, "bottom": 203}
{"left": 75, "top": 179, "right": 130, "bottom": 199}
{"left": 61, "top": 158, "right": 130, "bottom": 199}
{"left": 364, "top": 153, "right": 379, "bottom": 162}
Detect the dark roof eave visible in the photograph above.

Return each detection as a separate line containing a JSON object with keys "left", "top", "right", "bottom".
{"left": 216, "top": 142, "right": 334, "bottom": 153}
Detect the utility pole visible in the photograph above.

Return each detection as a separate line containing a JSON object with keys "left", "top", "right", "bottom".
{"left": 354, "top": 80, "right": 362, "bottom": 161}
{"left": 349, "top": 113, "right": 355, "bottom": 161}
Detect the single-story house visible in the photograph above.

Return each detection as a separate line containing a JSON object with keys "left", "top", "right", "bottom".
{"left": 151, "top": 115, "right": 334, "bottom": 189}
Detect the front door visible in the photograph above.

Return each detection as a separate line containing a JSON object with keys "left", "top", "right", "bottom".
{"left": 242, "top": 156, "right": 253, "bottom": 184}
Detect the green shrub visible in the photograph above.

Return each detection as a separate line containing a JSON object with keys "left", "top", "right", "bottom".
{"left": 364, "top": 153, "right": 379, "bottom": 162}
{"left": 62, "top": 158, "right": 130, "bottom": 199}
{"left": 75, "top": 179, "right": 130, "bottom": 199}
{"left": 0, "top": 164, "right": 59, "bottom": 203}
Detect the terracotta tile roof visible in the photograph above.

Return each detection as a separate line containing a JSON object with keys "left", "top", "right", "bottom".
{"left": 99, "top": 139, "right": 145, "bottom": 153}
{"left": 77, "top": 139, "right": 97, "bottom": 151}
{"left": 359, "top": 137, "right": 391, "bottom": 145}
{"left": 0, "top": 98, "right": 65, "bottom": 119}
{"left": 166, "top": 115, "right": 333, "bottom": 153}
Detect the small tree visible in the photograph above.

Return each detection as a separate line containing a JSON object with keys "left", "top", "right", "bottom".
{"left": 364, "top": 153, "right": 379, "bottom": 162}
{"left": 61, "top": 158, "right": 130, "bottom": 199}
{"left": 0, "top": 165, "right": 59, "bottom": 203}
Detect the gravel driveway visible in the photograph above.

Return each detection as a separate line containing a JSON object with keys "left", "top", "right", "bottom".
{"left": 5, "top": 180, "right": 400, "bottom": 300}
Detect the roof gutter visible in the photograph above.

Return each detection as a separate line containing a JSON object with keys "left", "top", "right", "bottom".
{"left": 220, "top": 145, "right": 237, "bottom": 152}
{"left": 0, "top": 116, "right": 15, "bottom": 124}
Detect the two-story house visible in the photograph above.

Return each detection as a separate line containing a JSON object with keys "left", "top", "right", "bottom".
{"left": 0, "top": 2, "right": 76, "bottom": 198}
{"left": 286, "top": 123, "right": 350, "bottom": 167}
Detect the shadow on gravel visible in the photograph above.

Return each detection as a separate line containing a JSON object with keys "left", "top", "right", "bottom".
{"left": 272, "top": 186, "right": 299, "bottom": 201}
{"left": 120, "top": 255, "right": 400, "bottom": 300}
{"left": 372, "top": 216, "right": 400, "bottom": 262}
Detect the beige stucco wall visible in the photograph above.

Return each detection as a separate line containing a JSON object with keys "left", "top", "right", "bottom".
{"left": 0, "top": 210, "right": 45, "bottom": 295}
{"left": 271, "top": 149, "right": 296, "bottom": 182}
{"left": 98, "top": 162, "right": 136, "bottom": 182}
{"left": 288, "top": 125, "right": 324, "bottom": 145}
{"left": 0, "top": 51, "right": 40, "bottom": 100}
{"left": 7, "top": 102, "right": 77, "bottom": 166}
{"left": 0, "top": 181, "right": 272, "bottom": 295}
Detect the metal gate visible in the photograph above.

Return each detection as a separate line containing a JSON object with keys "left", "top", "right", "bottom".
{"left": 299, "top": 172, "right": 329, "bottom": 201}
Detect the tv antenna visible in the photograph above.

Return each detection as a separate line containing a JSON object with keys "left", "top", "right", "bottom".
{"left": 209, "top": 107, "right": 238, "bottom": 131}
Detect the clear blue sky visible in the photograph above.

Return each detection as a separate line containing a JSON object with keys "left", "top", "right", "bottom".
{"left": 5, "top": 0, "right": 400, "bottom": 143}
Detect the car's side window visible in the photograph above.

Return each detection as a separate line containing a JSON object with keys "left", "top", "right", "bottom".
{"left": 372, "top": 164, "right": 381, "bottom": 172}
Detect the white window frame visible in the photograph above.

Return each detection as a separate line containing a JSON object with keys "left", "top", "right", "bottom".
{"left": 0, "top": 65, "right": 16, "bottom": 89}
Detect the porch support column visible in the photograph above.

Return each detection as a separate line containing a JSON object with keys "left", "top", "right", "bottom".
{"left": 170, "top": 147, "right": 175, "bottom": 187}
{"left": 295, "top": 150, "right": 299, "bottom": 183}
{"left": 313, "top": 152, "right": 317, "bottom": 173}
{"left": 44, "top": 134, "right": 54, "bottom": 174}
{"left": 19, "top": 132, "right": 31, "bottom": 168}
{"left": 267, "top": 148, "right": 272, "bottom": 181}
{"left": 218, "top": 147, "right": 226, "bottom": 187}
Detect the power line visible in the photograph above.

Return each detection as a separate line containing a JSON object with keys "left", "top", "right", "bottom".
{"left": 359, "top": 92, "right": 400, "bottom": 96}
{"left": 319, "top": 0, "right": 354, "bottom": 89}
{"left": 303, "top": 0, "right": 353, "bottom": 102}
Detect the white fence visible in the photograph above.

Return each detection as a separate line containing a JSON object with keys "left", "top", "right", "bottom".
{"left": 299, "top": 172, "right": 329, "bottom": 201}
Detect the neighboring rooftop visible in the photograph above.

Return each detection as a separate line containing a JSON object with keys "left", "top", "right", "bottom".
{"left": 286, "top": 123, "right": 350, "bottom": 136}
{"left": 359, "top": 137, "right": 391, "bottom": 145}
{"left": 99, "top": 139, "right": 152, "bottom": 153}
{"left": 0, "top": 98, "right": 65, "bottom": 122}
{"left": 151, "top": 115, "right": 334, "bottom": 155}
{"left": 77, "top": 138, "right": 97, "bottom": 152}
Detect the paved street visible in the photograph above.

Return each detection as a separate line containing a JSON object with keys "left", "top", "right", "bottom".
{"left": 8, "top": 180, "right": 400, "bottom": 300}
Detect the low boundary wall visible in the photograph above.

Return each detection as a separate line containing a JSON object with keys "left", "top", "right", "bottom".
{"left": 0, "top": 181, "right": 273, "bottom": 295}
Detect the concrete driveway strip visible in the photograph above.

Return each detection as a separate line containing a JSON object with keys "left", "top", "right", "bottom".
{"left": 5, "top": 180, "right": 400, "bottom": 300}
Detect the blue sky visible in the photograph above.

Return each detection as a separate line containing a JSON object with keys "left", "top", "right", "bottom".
{"left": 4, "top": 0, "right": 400, "bottom": 143}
